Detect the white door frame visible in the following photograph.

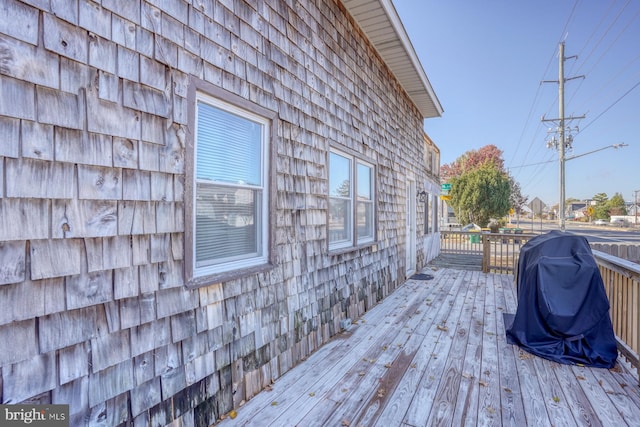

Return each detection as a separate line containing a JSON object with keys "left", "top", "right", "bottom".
{"left": 406, "top": 179, "right": 417, "bottom": 275}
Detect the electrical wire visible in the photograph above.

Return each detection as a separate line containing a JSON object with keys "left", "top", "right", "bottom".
{"left": 577, "top": 79, "right": 640, "bottom": 135}
{"left": 567, "top": 0, "right": 618, "bottom": 76}
{"left": 507, "top": 0, "right": 580, "bottom": 170}
{"left": 577, "top": 52, "right": 640, "bottom": 109}
{"left": 572, "top": 0, "right": 632, "bottom": 75}
{"left": 521, "top": 0, "right": 640, "bottom": 201}
{"left": 580, "top": 5, "right": 639, "bottom": 78}
{"left": 509, "top": 158, "right": 556, "bottom": 169}
{"left": 567, "top": 4, "right": 640, "bottom": 106}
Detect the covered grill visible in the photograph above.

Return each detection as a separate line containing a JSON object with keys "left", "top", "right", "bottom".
{"left": 505, "top": 231, "right": 617, "bottom": 368}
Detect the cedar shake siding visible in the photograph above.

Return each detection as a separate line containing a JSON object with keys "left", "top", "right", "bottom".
{"left": 0, "top": 0, "right": 442, "bottom": 425}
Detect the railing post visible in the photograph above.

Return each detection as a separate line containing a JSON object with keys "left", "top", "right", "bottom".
{"left": 482, "top": 234, "right": 489, "bottom": 273}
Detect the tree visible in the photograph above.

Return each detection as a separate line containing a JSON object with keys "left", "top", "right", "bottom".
{"left": 592, "top": 193, "right": 608, "bottom": 205}
{"left": 449, "top": 163, "right": 511, "bottom": 227}
{"left": 509, "top": 177, "right": 528, "bottom": 226}
{"left": 565, "top": 197, "right": 580, "bottom": 206}
{"left": 443, "top": 144, "right": 517, "bottom": 227}
{"left": 607, "top": 193, "right": 627, "bottom": 216}
{"left": 441, "top": 144, "right": 505, "bottom": 182}
{"left": 592, "top": 192, "right": 609, "bottom": 219}
{"left": 335, "top": 180, "right": 350, "bottom": 197}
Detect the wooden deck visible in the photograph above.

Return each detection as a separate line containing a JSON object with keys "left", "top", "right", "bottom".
{"left": 218, "top": 268, "right": 640, "bottom": 426}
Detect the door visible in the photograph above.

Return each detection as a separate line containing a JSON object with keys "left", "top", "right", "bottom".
{"left": 406, "top": 180, "right": 416, "bottom": 275}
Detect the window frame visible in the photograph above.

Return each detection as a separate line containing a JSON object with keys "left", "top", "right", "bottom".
{"left": 185, "top": 78, "right": 276, "bottom": 288}
{"left": 427, "top": 192, "right": 434, "bottom": 234}
{"left": 423, "top": 192, "right": 430, "bottom": 235}
{"left": 433, "top": 196, "right": 439, "bottom": 232}
{"left": 423, "top": 191, "right": 440, "bottom": 235}
{"left": 328, "top": 147, "right": 377, "bottom": 252}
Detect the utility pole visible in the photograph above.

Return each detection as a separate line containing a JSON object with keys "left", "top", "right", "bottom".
{"left": 542, "top": 42, "right": 585, "bottom": 231}
{"left": 635, "top": 189, "right": 639, "bottom": 226}
{"left": 558, "top": 42, "right": 567, "bottom": 231}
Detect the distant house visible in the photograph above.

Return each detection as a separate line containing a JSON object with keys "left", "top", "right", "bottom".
{"left": 0, "top": 0, "right": 442, "bottom": 425}
{"left": 625, "top": 200, "right": 638, "bottom": 217}
{"left": 567, "top": 202, "right": 587, "bottom": 219}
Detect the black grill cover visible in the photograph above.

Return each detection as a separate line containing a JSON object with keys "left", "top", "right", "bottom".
{"left": 506, "top": 230, "right": 617, "bottom": 368}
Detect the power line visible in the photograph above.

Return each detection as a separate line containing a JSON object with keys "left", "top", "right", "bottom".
{"left": 522, "top": 1, "right": 639, "bottom": 210}
{"left": 568, "top": 0, "right": 618, "bottom": 75}
{"left": 510, "top": 143, "right": 627, "bottom": 169}
{"left": 567, "top": 3, "right": 640, "bottom": 106}
{"left": 578, "top": 52, "right": 640, "bottom": 108}
{"left": 572, "top": 0, "right": 632, "bottom": 75}
{"left": 509, "top": 158, "right": 557, "bottom": 169}
{"left": 508, "top": 0, "right": 580, "bottom": 169}
{"left": 578, "top": 79, "right": 640, "bottom": 134}
{"left": 581, "top": 5, "right": 640, "bottom": 78}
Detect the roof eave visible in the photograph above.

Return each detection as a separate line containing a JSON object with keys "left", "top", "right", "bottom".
{"left": 342, "top": 0, "right": 444, "bottom": 119}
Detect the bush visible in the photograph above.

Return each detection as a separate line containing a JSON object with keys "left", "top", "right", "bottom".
{"left": 487, "top": 219, "right": 500, "bottom": 233}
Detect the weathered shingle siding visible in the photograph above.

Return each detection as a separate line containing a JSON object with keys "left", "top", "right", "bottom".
{"left": 0, "top": 0, "right": 439, "bottom": 425}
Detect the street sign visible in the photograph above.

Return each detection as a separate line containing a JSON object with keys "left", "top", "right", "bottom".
{"left": 440, "top": 195, "right": 451, "bottom": 201}
{"left": 441, "top": 183, "right": 452, "bottom": 191}
{"left": 528, "top": 197, "right": 546, "bottom": 214}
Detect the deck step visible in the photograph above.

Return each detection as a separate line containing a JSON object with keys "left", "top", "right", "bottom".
{"left": 429, "top": 253, "right": 483, "bottom": 271}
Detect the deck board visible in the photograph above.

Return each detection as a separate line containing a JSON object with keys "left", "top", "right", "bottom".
{"left": 218, "top": 268, "right": 640, "bottom": 427}
{"left": 401, "top": 270, "right": 469, "bottom": 426}
{"left": 451, "top": 270, "right": 486, "bottom": 427}
{"left": 425, "top": 270, "right": 476, "bottom": 426}
{"left": 494, "top": 275, "right": 528, "bottom": 427}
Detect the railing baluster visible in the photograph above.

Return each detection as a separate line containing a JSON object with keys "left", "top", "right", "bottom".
{"left": 441, "top": 231, "right": 535, "bottom": 274}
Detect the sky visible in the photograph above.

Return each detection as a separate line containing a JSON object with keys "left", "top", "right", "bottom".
{"left": 393, "top": 0, "right": 640, "bottom": 208}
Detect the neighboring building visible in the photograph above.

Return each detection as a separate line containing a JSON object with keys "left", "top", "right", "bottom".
{"left": 0, "top": 0, "right": 442, "bottom": 425}
{"left": 625, "top": 200, "right": 638, "bottom": 217}
{"left": 442, "top": 204, "right": 461, "bottom": 229}
{"left": 567, "top": 202, "right": 587, "bottom": 219}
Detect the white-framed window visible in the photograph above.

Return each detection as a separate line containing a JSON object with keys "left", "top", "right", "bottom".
{"left": 423, "top": 191, "right": 440, "bottom": 234}
{"left": 329, "top": 149, "right": 375, "bottom": 249}
{"left": 190, "top": 92, "right": 270, "bottom": 279}
{"left": 427, "top": 193, "right": 434, "bottom": 234}
{"left": 424, "top": 192, "right": 430, "bottom": 235}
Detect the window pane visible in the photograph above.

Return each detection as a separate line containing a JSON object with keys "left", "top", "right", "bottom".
{"left": 424, "top": 193, "right": 430, "bottom": 235}
{"left": 195, "top": 183, "right": 261, "bottom": 266}
{"left": 357, "top": 162, "right": 372, "bottom": 200}
{"left": 434, "top": 198, "right": 439, "bottom": 232}
{"left": 329, "top": 197, "right": 351, "bottom": 244}
{"left": 357, "top": 200, "right": 374, "bottom": 241}
{"left": 357, "top": 162, "right": 373, "bottom": 242}
{"left": 197, "top": 102, "right": 262, "bottom": 186}
{"left": 329, "top": 152, "right": 351, "bottom": 197}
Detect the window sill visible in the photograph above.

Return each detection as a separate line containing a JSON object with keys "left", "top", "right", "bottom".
{"left": 186, "top": 262, "right": 275, "bottom": 289}
{"left": 328, "top": 240, "right": 379, "bottom": 256}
